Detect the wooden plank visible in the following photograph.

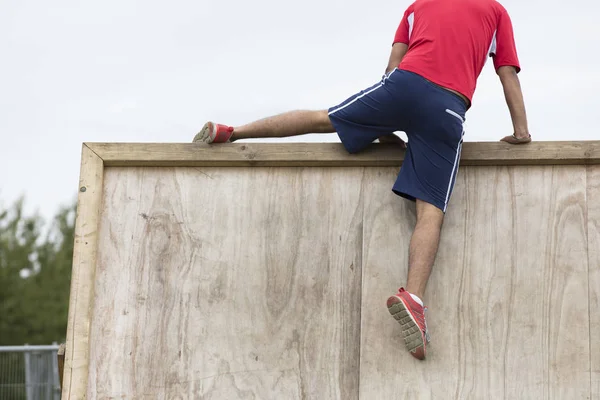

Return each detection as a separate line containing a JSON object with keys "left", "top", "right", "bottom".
{"left": 62, "top": 144, "right": 104, "bottom": 399}
{"left": 85, "top": 141, "right": 600, "bottom": 168}
{"left": 588, "top": 165, "right": 600, "bottom": 399}
{"left": 57, "top": 343, "right": 65, "bottom": 390}
{"left": 359, "top": 165, "right": 590, "bottom": 399}
{"left": 86, "top": 166, "right": 364, "bottom": 399}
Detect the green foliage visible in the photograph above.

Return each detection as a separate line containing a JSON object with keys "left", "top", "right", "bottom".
{"left": 0, "top": 197, "right": 76, "bottom": 345}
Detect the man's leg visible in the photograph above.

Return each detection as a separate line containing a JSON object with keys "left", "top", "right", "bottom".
{"left": 384, "top": 100, "right": 464, "bottom": 361}
{"left": 195, "top": 109, "right": 406, "bottom": 146}
{"left": 194, "top": 71, "right": 412, "bottom": 145}
{"left": 232, "top": 110, "right": 334, "bottom": 141}
{"left": 405, "top": 199, "right": 444, "bottom": 299}
{"left": 386, "top": 199, "right": 444, "bottom": 361}
{"left": 194, "top": 110, "right": 334, "bottom": 143}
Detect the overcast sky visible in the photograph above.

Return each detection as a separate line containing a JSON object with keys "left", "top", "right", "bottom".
{"left": 0, "top": 0, "right": 597, "bottom": 220}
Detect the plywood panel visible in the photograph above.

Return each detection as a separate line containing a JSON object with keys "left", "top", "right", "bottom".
{"left": 588, "top": 165, "right": 600, "bottom": 399}
{"left": 87, "top": 167, "right": 365, "bottom": 399}
{"left": 359, "top": 165, "right": 590, "bottom": 399}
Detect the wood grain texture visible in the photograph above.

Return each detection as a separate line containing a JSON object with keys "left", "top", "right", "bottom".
{"left": 86, "top": 166, "right": 365, "bottom": 399}
{"left": 85, "top": 141, "right": 600, "bottom": 168}
{"left": 68, "top": 154, "right": 596, "bottom": 398}
{"left": 63, "top": 144, "right": 104, "bottom": 399}
{"left": 359, "top": 165, "right": 590, "bottom": 399}
{"left": 588, "top": 165, "right": 600, "bottom": 399}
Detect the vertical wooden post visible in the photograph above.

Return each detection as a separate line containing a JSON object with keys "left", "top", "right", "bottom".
{"left": 62, "top": 144, "right": 104, "bottom": 399}
{"left": 57, "top": 344, "right": 65, "bottom": 390}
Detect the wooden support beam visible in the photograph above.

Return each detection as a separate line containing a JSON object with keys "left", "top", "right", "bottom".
{"left": 85, "top": 141, "right": 600, "bottom": 167}
{"left": 57, "top": 343, "right": 65, "bottom": 390}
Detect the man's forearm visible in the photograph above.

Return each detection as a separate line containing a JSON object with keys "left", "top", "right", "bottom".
{"left": 498, "top": 66, "right": 529, "bottom": 137}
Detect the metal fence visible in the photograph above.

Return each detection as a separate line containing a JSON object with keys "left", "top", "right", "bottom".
{"left": 0, "top": 345, "right": 61, "bottom": 400}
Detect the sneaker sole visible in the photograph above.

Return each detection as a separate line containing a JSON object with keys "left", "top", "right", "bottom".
{"left": 387, "top": 295, "right": 426, "bottom": 360}
{"left": 193, "top": 122, "right": 213, "bottom": 143}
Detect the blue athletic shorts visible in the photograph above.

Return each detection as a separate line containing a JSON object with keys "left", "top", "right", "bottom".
{"left": 327, "top": 68, "right": 467, "bottom": 212}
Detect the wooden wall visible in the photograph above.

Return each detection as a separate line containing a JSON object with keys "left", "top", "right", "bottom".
{"left": 63, "top": 143, "right": 600, "bottom": 399}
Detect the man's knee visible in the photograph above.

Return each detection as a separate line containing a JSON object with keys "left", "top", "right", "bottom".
{"left": 415, "top": 199, "right": 445, "bottom": 226}
{"left": 314, "top": 110, "right": 333, "bottom": 133}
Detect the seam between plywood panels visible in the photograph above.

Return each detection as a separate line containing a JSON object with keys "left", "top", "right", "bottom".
{"left": 586, "top": 166, "right": 591, "bottom": 400}
{"left": 586, "top": 165, "right": 600, "bottom": 400}
{"left": 357, "top": 167, "right": 366, "bottom": 400}
{"left": 63, "top": 144, "right": 105, "bottom": 399}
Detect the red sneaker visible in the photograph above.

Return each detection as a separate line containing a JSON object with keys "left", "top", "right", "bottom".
{"left": 193, "top": 122, "right": 234, "bottom": 143}
{"left": 387, "top": 288, "right": 430, "bottom": 360}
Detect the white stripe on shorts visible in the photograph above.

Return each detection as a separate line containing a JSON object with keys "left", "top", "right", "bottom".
{"left": 328, "top": 84, "right": 383, "bottom": 116}
{"left": 443, "top": 108, "right": 465, "bottom": 212}
{"left": 328, "top": 69, "right": 397, "bottom": 116}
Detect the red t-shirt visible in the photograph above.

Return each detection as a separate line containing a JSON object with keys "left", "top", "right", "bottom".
{"left": 394, "top": 0, "right": 521, "bottom": 104}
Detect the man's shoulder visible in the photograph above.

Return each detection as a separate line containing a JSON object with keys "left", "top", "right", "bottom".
{"left": 489, "top": 0, "right": 510, "bottom": 15}
{"left": 411, "top": 0, "right": 507, "bottom": 12}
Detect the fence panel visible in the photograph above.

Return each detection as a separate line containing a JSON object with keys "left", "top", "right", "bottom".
{"left": 0, "top": 345, "right": 61, "bottom": 400}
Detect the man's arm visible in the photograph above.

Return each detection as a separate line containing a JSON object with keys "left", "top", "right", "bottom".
{"left": 492, "top": 7, "right": 531, "bottom": 144}
{"left": 377, "top": 4, "right": 412, "bottom": 147}
{"left": 498, "top": 66, "right": 531, "bottom": 143}
{"left": 387, "top": 4, "right": 414, "bottom": 74}
{"left": 385, "top": 43, "right": 408, "bottom": 74}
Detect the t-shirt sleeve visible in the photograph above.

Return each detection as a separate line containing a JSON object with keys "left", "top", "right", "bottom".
{"left": 393, "top": 4, "right": 416, "bottom": 45}
{"left": 490, "top": 9, "right": 521, "bottom": 72}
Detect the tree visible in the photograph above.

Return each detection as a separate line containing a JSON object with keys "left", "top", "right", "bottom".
{"left": 0, "top": 197, "right": 76, "bottom": 345}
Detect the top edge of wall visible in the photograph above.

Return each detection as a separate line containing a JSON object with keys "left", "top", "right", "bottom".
{"left": 83, "top": 141, "right": 600, "bottom": 167}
